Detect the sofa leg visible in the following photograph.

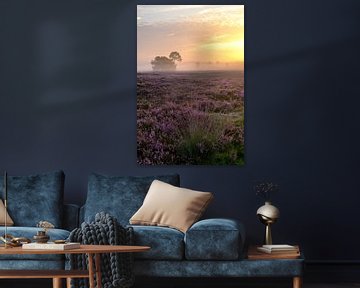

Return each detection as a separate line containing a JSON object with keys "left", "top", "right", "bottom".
{"left": 293, "top": 276, "right": 302, "bottom": 288}
{"left": 53, "top": 278, "right": 62, "bottom": 288}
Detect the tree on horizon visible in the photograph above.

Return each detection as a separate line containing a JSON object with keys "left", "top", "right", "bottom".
{"left": 151, "top": 51, "right": 182, "bottom": 71}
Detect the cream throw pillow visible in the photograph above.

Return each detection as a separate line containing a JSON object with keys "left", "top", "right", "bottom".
{"left": 0, "top": 199, "right": 14, "bottom": 226}
{"left": 130, "top": 180, "right": 213, "bottom": 233}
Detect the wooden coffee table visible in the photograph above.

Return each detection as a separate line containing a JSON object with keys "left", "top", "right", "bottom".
{"left": 0, "top": 244, "right": 150, "bottom": 288}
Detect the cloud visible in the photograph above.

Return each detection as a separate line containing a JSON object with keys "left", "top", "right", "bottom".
{"left": 137, "top": 5, "right": 244, "bottom": 28}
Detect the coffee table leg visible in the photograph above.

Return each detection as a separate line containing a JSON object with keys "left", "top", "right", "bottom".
{"left": 293, "top": 276, "right": 302, "bottom": 288}
{"left": 52, "top": 278, "right": 62, "bottom": 288}
{"left": 88, "top": 253, "right": 95, "bottom": 288}
{"left": 66, "top": 277, "right": 72, "bottom": 288}
{"left": 95, "top": 253, "right": 102, "bottom": 288}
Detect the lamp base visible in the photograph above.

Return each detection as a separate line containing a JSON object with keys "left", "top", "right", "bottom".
{"left": 265, "top": 223, "right": 272, "bottom": 245}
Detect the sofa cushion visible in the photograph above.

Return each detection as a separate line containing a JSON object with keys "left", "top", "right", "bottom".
{"left": 0, "top": 199, "right": 14, "bottom": 226}
{"left": 0, "top": 227, "right": 70, "bottom": 261}
{"left": 84, "top": 173, "right": 180, "bottom": 225}
{"left": 130, "top": 180, "right": 213, "bottom": 233}
{"left": 0, "top": 171, "right": 65, "bottom": 227}
{"left": 130, "top": 225, "right": 184, "bottom": 260}
{"left": 184, "top": 218, "right": 245, "bottom": 260}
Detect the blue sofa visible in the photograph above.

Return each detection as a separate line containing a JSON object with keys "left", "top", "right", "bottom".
{"left": 0, "top": 171, "right": 79, "bottom": 270}
{"left": 0, "top": 171, "right": 303, "bottom": 287}
{"left": 81, "top": 173, "right": 304, "bottom": 284}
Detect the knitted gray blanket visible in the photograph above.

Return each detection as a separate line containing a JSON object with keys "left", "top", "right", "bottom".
{"left": 68, "top": 212, "right": 134, "bottom": 288}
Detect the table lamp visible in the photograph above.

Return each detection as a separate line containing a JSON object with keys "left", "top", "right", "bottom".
{"left": 256, "top": 201, "right": 280, "bottom": 245}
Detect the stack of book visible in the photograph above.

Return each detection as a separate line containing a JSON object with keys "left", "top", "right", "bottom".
{"left": 257, "top": 244, "right": 299, "bottom": 254}
{"left": 248, "top": 244, "right": 300, "bottom": 259}
{"left": 22, "top": 242, "right": 80, "bottom": 250}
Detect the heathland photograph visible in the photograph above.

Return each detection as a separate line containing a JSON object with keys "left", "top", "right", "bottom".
{"left": 137, "top": 5, "right": 244, "bottom": 165}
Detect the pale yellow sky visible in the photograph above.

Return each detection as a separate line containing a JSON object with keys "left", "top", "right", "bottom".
{"left": 137, "top": 5, "right": 244, "bottom": 71}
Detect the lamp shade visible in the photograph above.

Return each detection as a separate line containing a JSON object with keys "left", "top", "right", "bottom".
{"left": 256, "top": 201, "right": 280, "bottom": 221}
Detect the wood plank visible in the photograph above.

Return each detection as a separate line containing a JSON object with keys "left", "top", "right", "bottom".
{"left": 0, "top": 270, "right": 89, "bottom": 279}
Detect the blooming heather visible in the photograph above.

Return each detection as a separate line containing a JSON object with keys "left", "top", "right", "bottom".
{"left": 137, "top": 71, "right": 244, "bottom": 165}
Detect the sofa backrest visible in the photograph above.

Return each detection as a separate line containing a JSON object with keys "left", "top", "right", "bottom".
{"left": 83, "top": 173, "right": 180, "bottom": 226}
{"left": 63, "top": 203, "right": 80, "bottom": 231}
{"left": 0, "top": 170, "right": 65, "bottom": 228}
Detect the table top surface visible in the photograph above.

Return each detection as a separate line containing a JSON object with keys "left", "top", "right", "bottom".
{"left": 0, "top": 244, "right": 150, "bottom": 255}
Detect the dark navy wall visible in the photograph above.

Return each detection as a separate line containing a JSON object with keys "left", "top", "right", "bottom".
{"left": 1, "top": 0, "right": 360, "bottom": 262}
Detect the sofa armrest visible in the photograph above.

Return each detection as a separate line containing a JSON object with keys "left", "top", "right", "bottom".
{"left": 63, "top": 204, "right": 80, "bottom": 231}
{"left": 184, "top": 218, "right": 245, "bottom": 260}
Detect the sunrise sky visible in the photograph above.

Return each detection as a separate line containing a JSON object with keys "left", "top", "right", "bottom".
{"left": 137, "top": 5, "right": 244, "bottom": 71}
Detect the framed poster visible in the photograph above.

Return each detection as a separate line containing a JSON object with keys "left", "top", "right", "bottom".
{"left": 137, "top": 5, "right": 244, "bottom": 165}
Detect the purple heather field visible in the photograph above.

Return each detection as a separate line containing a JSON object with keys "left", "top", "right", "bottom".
{"left": 137, "top": 70, "right": 244, "bottom": 165}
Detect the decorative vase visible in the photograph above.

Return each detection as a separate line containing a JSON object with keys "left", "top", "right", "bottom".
{"left": 33, "top": 231, "right": 50, "bottom": 243}
{"left": 256, "top": 201, "right": 280, "bottom": 245}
